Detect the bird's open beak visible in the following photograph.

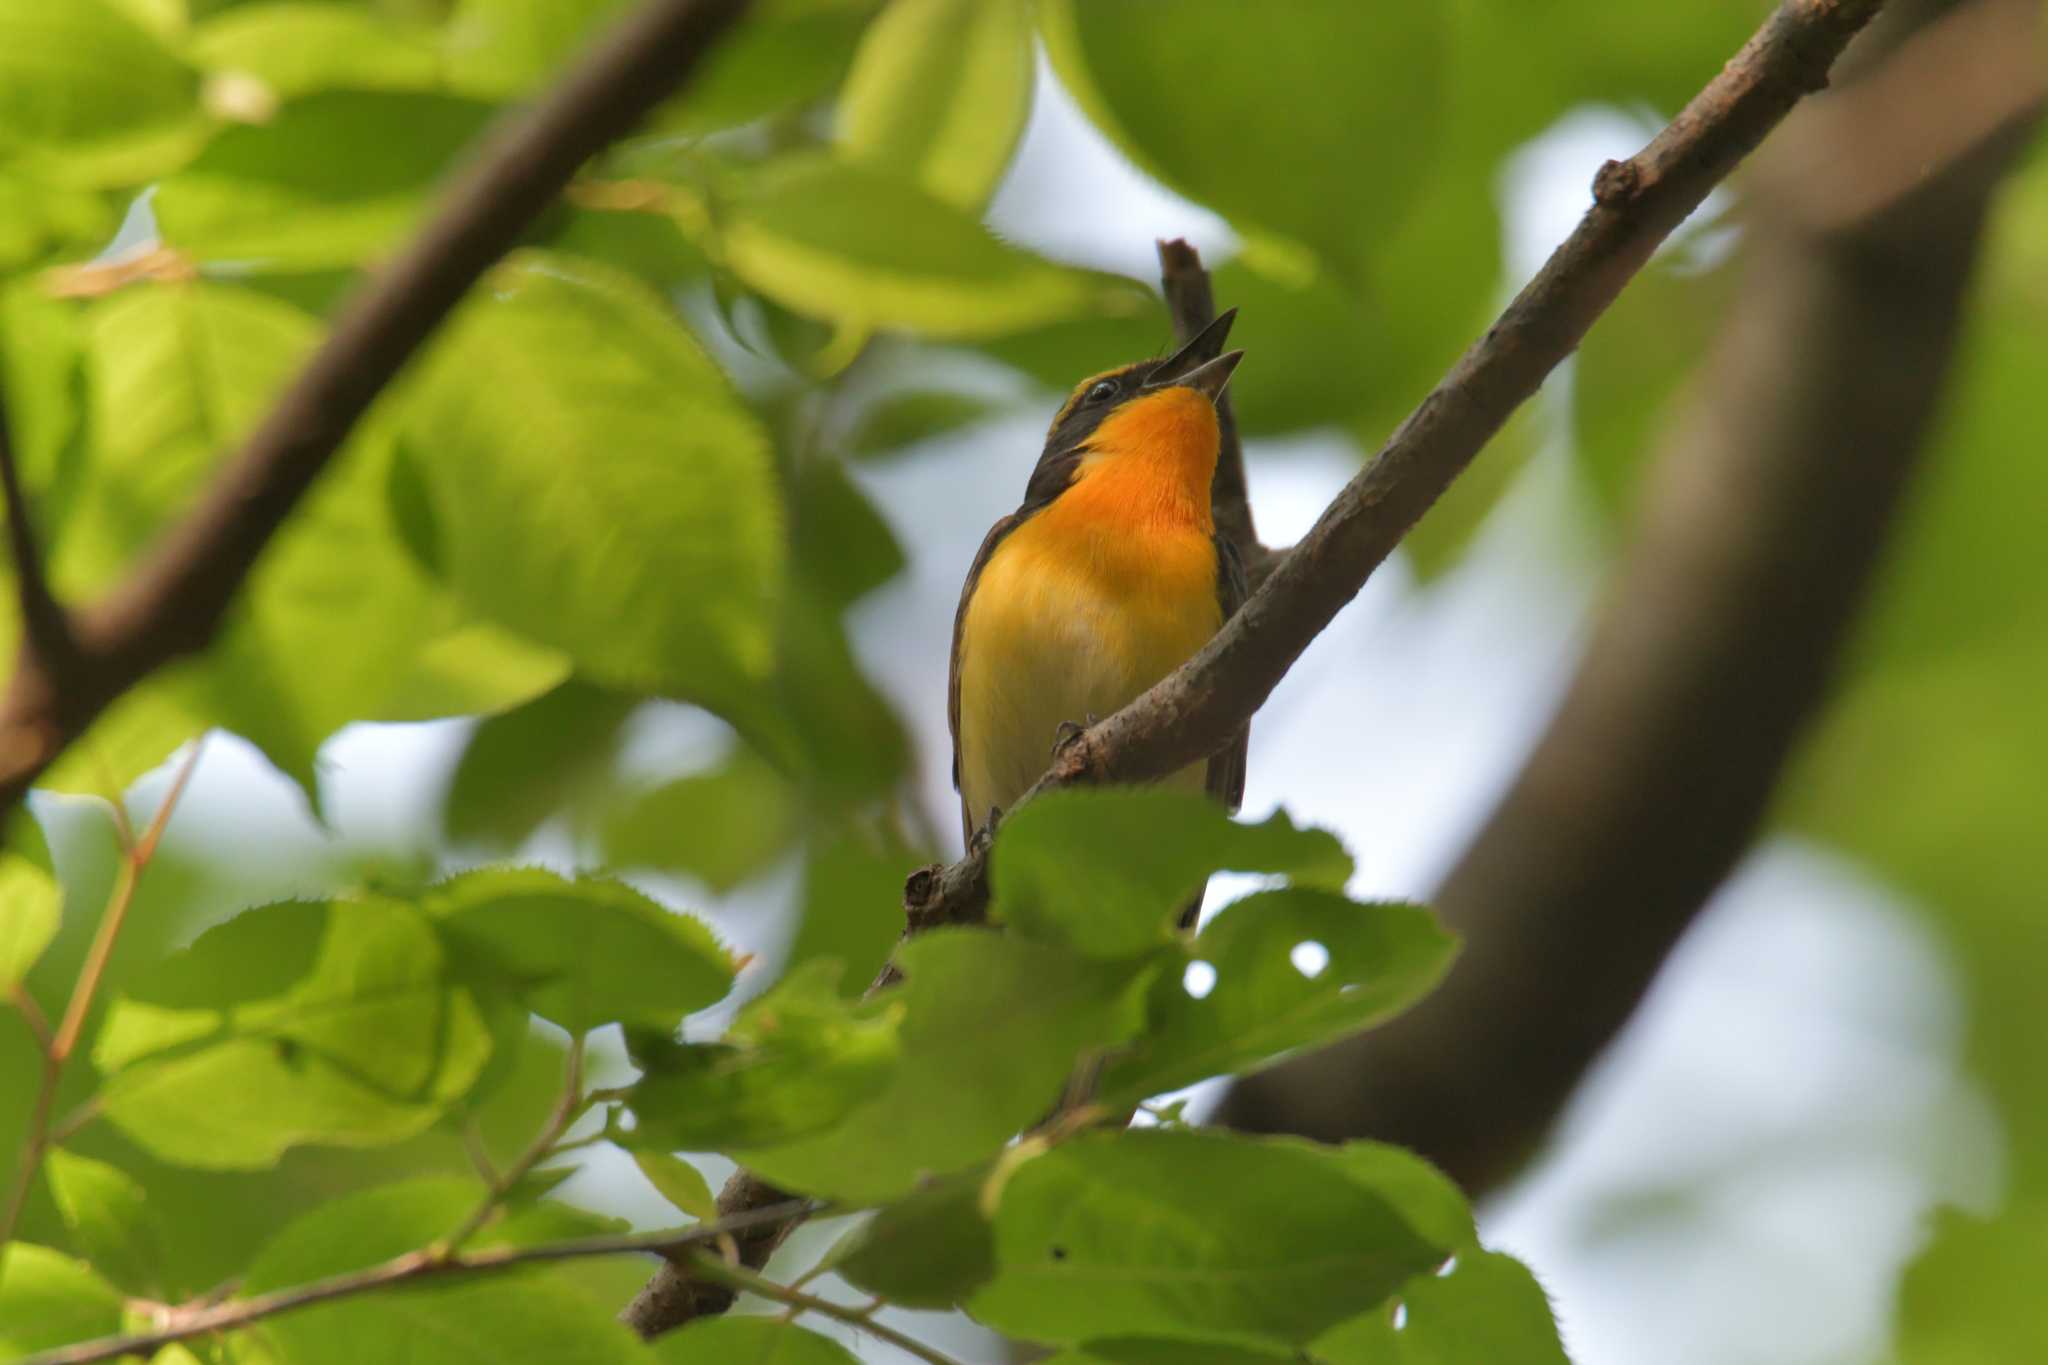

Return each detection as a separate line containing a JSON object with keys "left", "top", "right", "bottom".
{"left": 1146, "top": 307, "right": 1238, "bottom": 390}
{"left": 1179, "top": 348, "right": 1244, "bottom": 401}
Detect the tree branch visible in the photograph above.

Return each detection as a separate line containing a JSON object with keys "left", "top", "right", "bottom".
{"left": 617, "top": 0, "right": 1895, "bottom": 1341}
{"left": 1215, "top": 0, "right": 2042, "bottom": 1190}
{"left": 1158, "top": 238, "right": 1267, "bottom": 584}
{"left": 12, "top": 1200, "right": 819, "bottom": 1365}
{"left": 0, "top": 0, "right": 749, "bottom": 817}
{"left": 902, "top": 0, "right": 1892, "bottom": 937}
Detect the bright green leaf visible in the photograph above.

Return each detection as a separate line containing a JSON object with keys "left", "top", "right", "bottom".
{"left": 625, "top": 959, "right": 901, "bottom": 1151}
{"left": 992, "top": 791, "right": 1353, "bottom": 959}
{"left": 715, "top": 153, "right": 1141, "bottom": 339}
{"left": 838, "top": 0, "right": 1032, "bottom": 212}
{"left": 971, "top": 1128, "right": 1447, "bottom": 1348}
{"left": 1099, "top": 889, "right": 1454, "bottom": 1104}
{"left": 95, "top": 898, "right": 493, "bottom": 1168}
{"left": 0, "top": 173, "right": 118, "bottom": 274}
{"left": 0, "top": 851, "right": 60, "bottom": 989}
{"left": 190, "top": 4, "right": 443, "bottom": 97}
{"left": 1041, "top": 1, "right": 1443, "bottom": 280}
{"left": 403, "top": 251, "right": 784, "bottom": 710}
{"left": 430, "top": 866, "right": 737, "bottom": 1035}
{"left": 0, "top": 1243, "right": 124, "bottom": 1356}
{"left": 44, "top": 1148, "right": 166, "bottom": 1297}
{"left": 655, "top": 1317, "right": 861, "bottom": 1365}
{"left": 633, "top": 1152, "right": 718, "bottom": 1222}
{"left": 444, "top": 0, "right": 630, "bottom": 98}
{"left": 1045, "top": 1344, "right": 1296, "bottom": 1365}
{"left": 599, "top": 746, "right": 798, "bottom": 892}
{"left": 735, "top": 932, "right": 1153, "bottom": 1201}
{"left": 442, "top": 680, "right": 637, "bottom": 849}
{"left": 833, "top": 1172, "right": 993, "bottom": 1309}
{"left": 0, "top": 0, "right": 205, "bottom": 187}
{"left": 652, "top": 0, "right": 877, "bottom": 136}
{"left": 1314, "top": 1250, "right": 1569, "bottom": 1365}
{"left": 155, "top": 92, "right": 497, "bottom": 269}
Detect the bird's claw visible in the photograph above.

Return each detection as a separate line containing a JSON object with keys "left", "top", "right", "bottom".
{"left": 1050, "top": 714, "right": 1100, "bottom": 760}
{"left": 970, "top": 809, "right": 1000, "bottom": 857}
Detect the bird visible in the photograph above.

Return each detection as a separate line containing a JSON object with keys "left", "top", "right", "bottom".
{"left": 947, "top": 308, "right": 1248, "bottom": 922}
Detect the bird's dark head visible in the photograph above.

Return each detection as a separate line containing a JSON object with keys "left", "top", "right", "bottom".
{"left": 1040, "top": 308, "right": 1244, "bottom": 462}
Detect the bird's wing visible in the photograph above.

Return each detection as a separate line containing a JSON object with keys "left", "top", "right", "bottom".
{"left": 949, "top": 511, "right": 1024, "bottom": 844}
{"left": 1205, "top": 533, "right": 1250, "bottom": 815}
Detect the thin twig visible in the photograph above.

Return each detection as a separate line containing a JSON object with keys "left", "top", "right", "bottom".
{"left": 0, "top": 0, "right": 751, "bottom": 818}
{"left": 0, "top": 740, "right": 203, "bottom": 1249}
{"left": 686, "top": 1255, "right": 967, "bottom": 1365}
{"left": 9, "top": 982, "right": 51, "bottom": 1052}
{"left": 436, "top": 1035, "right": 588, "bottom": 1257}
{"left": 11, "top": 1201, "right": 822, "bottom": 1365}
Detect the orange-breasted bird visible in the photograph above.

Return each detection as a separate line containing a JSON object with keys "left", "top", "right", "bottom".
{"left": 947, "top": 309, "right": 1248, "bottom": 909}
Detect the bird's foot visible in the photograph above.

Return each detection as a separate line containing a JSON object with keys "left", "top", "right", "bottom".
{"left": 970, "top": 809, "right": 1000, "bottom": 857}
{"left": 1050, "top": 714, "right": 1100, "bottom": 760}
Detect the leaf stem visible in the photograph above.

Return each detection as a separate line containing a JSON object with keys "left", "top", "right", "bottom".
{"left": 435, "top": 1034, "right": 588, "bottom": 1258}
{"left": 686, "top": 1254, "right": 965, "bottom": 1365}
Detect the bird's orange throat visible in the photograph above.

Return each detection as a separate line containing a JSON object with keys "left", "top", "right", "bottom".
{"left": 1062, "top": 387, "right": 1220, "bottom": 535}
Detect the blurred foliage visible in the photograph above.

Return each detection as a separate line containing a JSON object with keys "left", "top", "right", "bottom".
{"left": 0, "top": 0, "right": 2036, "bottom": 1362}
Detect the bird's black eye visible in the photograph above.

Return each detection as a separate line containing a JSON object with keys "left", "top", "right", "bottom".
{"left": 1085, "top": 378, "right": 1119, "bottom": 404}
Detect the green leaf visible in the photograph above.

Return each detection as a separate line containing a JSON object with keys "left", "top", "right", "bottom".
{"left": 781, "top": 823, "right": 924, "bottom": 997}
{"left": 155, "top": 92, "right": 498, "bottom": 269}
{"left": 655, "top": 1317, "right": 862, "bottom": 1365}
{"left": 190, "top": 4, "right": 443, "bottom": 97}
{"left": 0, "top": 282, "right": 89, "bottom": 515}
{"left": 970, "top": 1129, "right": 1448, "bottom": 1348}
{"left": 769, "top": 580, "right": 912, "bottom": 803}
{"left": 94, "top": 898, "right": 494, "bottom": 1168}
{"left": 1045, "top": 1344, "right": 1296, "bottom": 1365}
{"left": 833, "top": 1172, "right": 993, "bottom": 1309}
{"left": 846, "top": 386, "right": 1004, "bottom": 457}
{"left": 1313, "top": 1250, "right": 1569, "bottom": 1365}
{"left": 652, "top": 0, "right": 877, "bottom": 136}
{"left": 791, "top": 454, "right": 904, "bottom": 611}
{"left": 0, "top": 1243, "right": 124, "bottom": 1356}
{"left": 734, "top": 932, "right": 1153, "bottom": 1201}
{"left": 44, "top": 1148, "right": 167, "bottom": 1297}
{"left": 403, "top": 251, "right": 784, "bottom": 711}
{"left": 633, "top": 1152, "right": 718, "bottom": 1222}
{"left": 599, "top": 746, "right": 798, "bottom": 892}
{"left": 992, "top": 792, "right": 1353, "bottom": 959}
{"left": 0, "top": 172, "right": 118, "bottom": 273}
{"left": 430, "top": 866, "right": 737, "bottom": 1035}
{"left": 442, "top": 680, "right": 637, "bottom": 848}
{"left": 0, "top": 850, "right": 61, "bottom": 989}
{"left": 1041, "top": 1, "right": 1443, "bottom": 280}
{"left": 838, "top": 0, "right": 1032, "bottom": 212}
{"left": 444, "top": 0, "right": 631, "bottom": 98}
{"left": 1099, "top": 889, "right": 1455, "bottom": 1104}
{"left": 0, "top": 0, "right": 205, "bottom": 187}
{"left": 714, "top": 152, "right": 1141, "bottom": 339}
{"left": 1208, "top": 256, "right": 1376, "bottom": 437}
{"left": 625, "top": 959, "right": 902, "bottom": 1151}
{"left": 978, "top": 303, "right": 1171, "bottom": 396}
{"left": 243, "top": 1178, "right": 650, "bottom": 1365}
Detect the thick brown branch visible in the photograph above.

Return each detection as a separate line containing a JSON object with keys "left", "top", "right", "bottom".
{"left": 906, "top": 0, "right": 1891, "bottom": 936}
{"left": 1216, "top": 0, "right": 2040, "bottom": 1189}
{"left": 0, "top": 0, "right": 749, "bottom": 813}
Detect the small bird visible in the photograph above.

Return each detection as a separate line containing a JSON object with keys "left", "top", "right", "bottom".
{"left": 948, "top": 309, "right": 1248, "bottom": 909}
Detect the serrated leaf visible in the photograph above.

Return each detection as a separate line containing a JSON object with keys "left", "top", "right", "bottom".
{"left": 0, "top": 851, "right": 61, "bottom": 989}
{"left": 971, "top": 1129, "right": 1447, "bottom": 1348}
{"left": 0, "top": 0, "right": 205, "bottom": 187}
{"left": 838, "top": 0, "right": 1032, "bottom": 212}
{"left": 633, "top": 1152, "right": 718, "bottom": 1221}
{"left": 190, "top": 4, "right": 443, "bottom": 97}
{"left": 624, "top": 959, "right": 901, "bottom": 1151}
{"left": 992, "top": 792, "right": 1354, "bottom": 959}
{"left": 1040, "top": 1, "right": 1443, "bottom": 280}
{"left": 403, "top": 251, "right": 784, "bottom": 712}
{"left": 833, "top": 1172, "right": 993, "bottom": 1309}
{"left": 95, "top": 899, "right": 493, "bottom": 1168}
{"left": 1099, "top": 889, "right": 1454, "bottom": 1104}
{"left": 156, "top": 92, "right": 498, "bottom": 269}
{"left": 429, "top": 867, "right": 737, "bottom": 1035}
{"left": 44, "top": 1148, "right": 167, "bottom": 1297}
{"left": 715, "top": 153, "right": 1139, "bottom": 339}
{"left": 655, "top": 1317, "right": 862, "bottom": 1365}
{"left": 734, "top": 932, "right": 1154, "bottom": 1202}
{"left": 1314, "top": 1250, "right": 1569, "bottom": 1365}
{"left": 0, "top": 1243, "right": 124, "bottom": 1356}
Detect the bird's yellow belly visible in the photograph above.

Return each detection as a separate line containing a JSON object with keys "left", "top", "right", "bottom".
{"left": 956, "top": 518, "right": 1219, "bottom": 830}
